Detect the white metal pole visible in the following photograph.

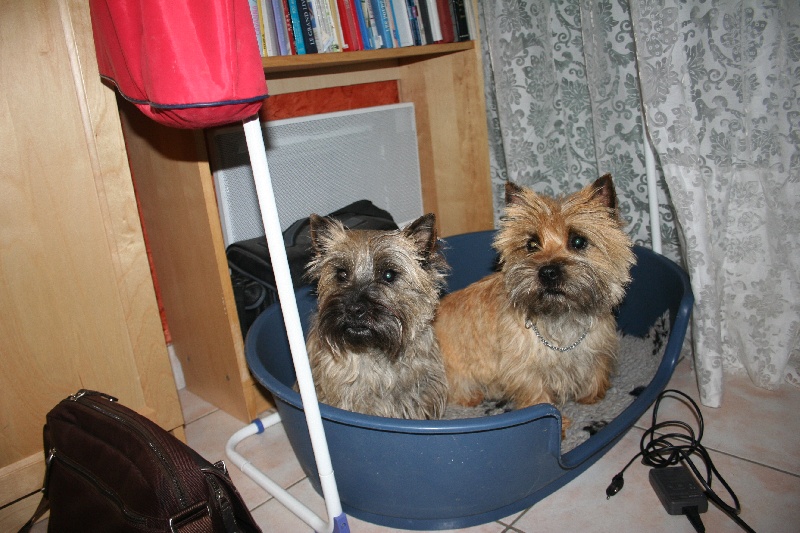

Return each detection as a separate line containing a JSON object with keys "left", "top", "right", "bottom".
{"left": 644, "top": 129, "right": 662, "bottom": 254}
{"left": 241, "top": 115, "right": 343, "bottom": 532}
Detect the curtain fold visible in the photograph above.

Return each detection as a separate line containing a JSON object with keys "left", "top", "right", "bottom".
{"left": 478, "top": 0, "right": 799, "bottom": 407}
{"left": 629, "top": 0, "right": 800, "bottom": 406}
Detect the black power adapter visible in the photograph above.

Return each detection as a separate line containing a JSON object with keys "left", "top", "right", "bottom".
{"left": 649, "top": 466, "right": 708, "bottom": 531}
{"left": 649, "top": 465, "right": 708, "bottom": 514}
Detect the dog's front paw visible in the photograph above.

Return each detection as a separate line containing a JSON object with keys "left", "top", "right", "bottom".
{"left": 479, "top": 398, "right": 515, "bottom": 415}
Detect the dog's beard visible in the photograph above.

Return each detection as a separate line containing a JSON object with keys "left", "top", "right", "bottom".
{"left": 316, "top": 295, "right": 406, "bottom": 360}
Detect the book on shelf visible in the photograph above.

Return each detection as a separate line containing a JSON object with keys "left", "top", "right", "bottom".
{"left": 462, "top": 0, "right": 476, "bottom": 43}
{"left": 414, "top": 0, "right": 433, "bottom": 45}
{"left": 260, "top": 0, "right": 280, "bottom": 56}
{"left": 354, "top": 0, "right": 374, "bottom": 50}
{"left": 407, "top": 0, "right": 428, "bottom": 46}
{"left": 248, "top": 0, "right": 265, "bottom": 54}
{"left": 257, "top": 0, "right": 269, "bottom": 55}
{"left": 424, "top": 0, "right": 443, "bottom": 42}
{"left": 297, "top": 0, "right": 319, "bottom": 53}
{"left": 286, "top": 0, "right": 306, "bottom": 54}
{"left": 369, "top": 0, "right": 394, "bottom": 48}
{"left": 251, "top": 0, "right": 471, "bottom": 56}
{"left": 329, "top": 0, "right": 348, "bottom": 51}
{"left": 450, "top": 0, "right": 470, "bottom": 42}
{"left": 435, "top": 0, "right": 454, "bottom": 43}
{"left": 272, "top": 0, "right": 293, "bottom": 55}
{"left": 309, "top": 0, "right": 342, "bottom": 52}
{"left": 337, "top": 0, "right": 364, "bottom": 51}
{"left": 390, "top": 0, "right": 414, "bottom": 47}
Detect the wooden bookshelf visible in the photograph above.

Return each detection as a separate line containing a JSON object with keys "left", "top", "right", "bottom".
{"left": 121, "top": 41, "right": 494, "bottom": 423}
{"left": 261, "top": 42, "right": 475, "bottom": 74}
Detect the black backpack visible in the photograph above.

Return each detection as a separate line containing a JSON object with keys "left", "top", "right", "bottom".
{"left": 226, "top": 200, "right": 398, "bottom": 336}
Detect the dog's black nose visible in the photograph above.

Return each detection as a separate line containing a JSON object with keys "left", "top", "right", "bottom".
{"left": 538, "top": 264, "right": 563, "bottom": 285}
{"left": 346, "top": 302, "right": 367, "bottom": 318}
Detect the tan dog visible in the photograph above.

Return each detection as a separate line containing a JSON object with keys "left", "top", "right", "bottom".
{"left": 435, "top": 175, "right": 635, "bottom": 427}
{"left": 304, "top": 213, "right": 449, "bottom": 419}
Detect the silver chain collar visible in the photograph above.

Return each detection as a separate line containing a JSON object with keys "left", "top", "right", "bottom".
{"left": 525, "top": 319, "right": 589, "bottom": 352}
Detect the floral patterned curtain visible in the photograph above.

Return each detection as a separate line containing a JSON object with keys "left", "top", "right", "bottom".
{"left": 478, "top": 0, "right": 800, "bottom": 407}
{"left": 477, "top": 0, "right": 682, "bottom": 259}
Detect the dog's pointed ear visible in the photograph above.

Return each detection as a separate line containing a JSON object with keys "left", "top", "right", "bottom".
{"left": 589, "top": 174, "right": 619, "bottom": 213}
{"left": 403, "top": 213, "right": 438, "bottom": 256}
{"left": 309, "top": 214, "right": 340, "bottom": 254}
{"left": 505, "top": 181, "right": 527, "bottom": 206}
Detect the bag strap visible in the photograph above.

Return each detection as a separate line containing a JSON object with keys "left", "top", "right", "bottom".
{"left": 17, "top": 491, "right": 49, "bottom": 533}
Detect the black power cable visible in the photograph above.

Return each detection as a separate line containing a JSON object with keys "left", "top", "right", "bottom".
{"left": 606, "top": 389, "right": 756, "bottom": 533}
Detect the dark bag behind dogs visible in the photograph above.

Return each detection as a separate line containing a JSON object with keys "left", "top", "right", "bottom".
{"left": 226, "top": 199, "right": 398, "bottom": 336}
{"left": 20, "top": 390, "right": 260, "bottom": 532}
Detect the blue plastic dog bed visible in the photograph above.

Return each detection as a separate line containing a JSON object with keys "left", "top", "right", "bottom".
{"left": 245, "top": 230, "right": 693, "bottom": 530}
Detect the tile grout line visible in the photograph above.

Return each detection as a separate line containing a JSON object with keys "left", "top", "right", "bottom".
{"left": 246, "top": 475, "right": 310, "bottom": 514}
{"left": 504, "top": 505, "right": 533, "bottom": 532}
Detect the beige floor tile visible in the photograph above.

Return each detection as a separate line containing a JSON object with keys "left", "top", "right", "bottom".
{"left": 178, "top": 387, "right": 219, "bottom": 424}
{"left": 249, "top": 479, "right": 320, "bottom": 532}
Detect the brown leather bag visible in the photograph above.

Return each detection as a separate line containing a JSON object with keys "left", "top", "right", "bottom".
{"left": 20, "top": 390, "right": 260, "bottom": 532}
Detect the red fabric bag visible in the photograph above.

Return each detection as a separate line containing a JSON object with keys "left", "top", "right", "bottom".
{"left": 89, "top": 0, "right": 268, "bottom": 129}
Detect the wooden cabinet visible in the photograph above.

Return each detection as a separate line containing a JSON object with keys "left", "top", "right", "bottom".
{"left": 122, "top": 39, "right": 494, "bottom": 422}
{"left": 2, "top": 0, "right": 492, "bottom": 526}
{"left": 0, "top": 1, "right": 184, "bottom": 528}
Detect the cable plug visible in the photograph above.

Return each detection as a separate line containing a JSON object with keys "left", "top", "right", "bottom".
{"left": 606, "top": 473, "right": 624, "bottom": 499}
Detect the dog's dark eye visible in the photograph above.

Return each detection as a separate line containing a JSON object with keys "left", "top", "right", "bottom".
{"left": 569, "top": 233, "right": 588, "bottom": 251}
{"left": 526, "top": 235, "right": 541, "bottom": 253}
{"left": 335, "top": 268, "right": 349, "bottom": 282}
{"left": 381, "top": 269, "right": 398, "bottom": 283}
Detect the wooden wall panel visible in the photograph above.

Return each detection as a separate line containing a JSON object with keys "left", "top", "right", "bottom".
{"left": 0, "top": 1, "right": 183, "bottom": 522}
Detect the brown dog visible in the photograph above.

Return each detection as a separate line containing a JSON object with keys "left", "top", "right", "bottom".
{"left": 435, "top": 175, "right": 635, "bottom": 427}
{"left": 304, "top": 213, "right": 449, "bottom": 419}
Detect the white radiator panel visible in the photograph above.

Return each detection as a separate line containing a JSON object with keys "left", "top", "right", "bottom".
{"left": 208, "top": 103, "right": 423, "bottom": 247}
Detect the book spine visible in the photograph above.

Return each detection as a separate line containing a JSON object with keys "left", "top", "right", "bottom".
{"left": 259, "top": 0, "right": 278, "bottom": 56}
{"left": 383, "top": 0, "right": 400, "bottom": 47}
{"left": 272, "top": 0, "right": 291, "bottom": 55}
{"left": 297, "top": 0, "right": 319, "bottom": 53}
{"left": 257, "top": 0, "right": 269, "bottom": 55}
{"left": 369, "top": 0, "right": 394, "bottom": 48}
{"left": 328, "top": 0, "right": 347, "bottom": 51}
{"left": 287, "top": 0, "right": 307, "bottom": 53}
{"left": 450, "top": 0, "right": 469, "bottom": 41}
{"left": 309, "top": 0, "right": 341, "bottom": 52}
{"left": 392, "top": 0, "right": 414, "bottom": 46}
{"left": 281, "top": 0, "right": 298, "bottom": 54}
{"left": 462, "top": 0, "right": 475, "bottom": 42}
{"left": 337, "top": 0, "right": 364, "bottom": 51}
{"left": 354, "top": 0, "right": 374, "bottom": 50}
{"left": 364, "top": 0, "right": 380, "bottom": 49}
{"left": 424, "top": 0, "right": 442, "bottom": 41}
{"left": 248, "top": 0, "right": 265, "bottom": 55}
{"left": 410, "top": 0, "right": 427, "bottom": 45}
{"left": 435, "top": 0, "right": 454, "bottom": 43}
